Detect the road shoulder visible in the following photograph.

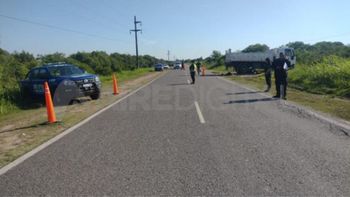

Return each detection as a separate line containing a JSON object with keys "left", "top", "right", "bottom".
{"left": 0, "top": 71, "right": 166, "bottom": 170}
{"left": 216, "top": 74, "right": 350, "bottom": 136}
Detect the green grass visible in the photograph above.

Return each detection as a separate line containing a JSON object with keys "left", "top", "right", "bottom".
{"left": 289, "top": 56, "right": 350, "bottom": 98}
{"left": 209, "top": 65, "right": 228, "bottom": 73}
{"left": 100, "top": 67, "right": 153, "bottom": 84}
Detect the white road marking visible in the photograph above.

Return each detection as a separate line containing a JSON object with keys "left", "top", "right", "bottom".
{"left": 0, "top": 72, "right": 167, "bottom": 176}
{"left": 187, "top": 79, "right": 191, "bottom": 84}
{"left": 194, "top": 101, "right": 205, "bottom": 124}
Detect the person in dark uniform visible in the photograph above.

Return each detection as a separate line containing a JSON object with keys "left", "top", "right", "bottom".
{"left": 264, "top": 58, "right": 272, "bottom": 92}
{"left": 196, "top": 61, "right": 201, "bottom": 76}
{"left": 189, "top": 61, "right": 197, "bottom": 84}
{"left": 272, "top": 53, "right": 290, "bottom": 99}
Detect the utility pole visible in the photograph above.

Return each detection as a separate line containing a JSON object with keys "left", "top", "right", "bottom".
{"left": 167, "top": 50, "right": 170, "bottom": 61}
{"left": 130, "top": 16, "right": 142, "bottom": 68}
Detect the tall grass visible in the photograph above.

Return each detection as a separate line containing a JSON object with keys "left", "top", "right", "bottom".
{"left": 289, "top": 56, "right": 350, "bottom": 98}
{"left": 0, "top": 88, "right": 22, "bottom": 115}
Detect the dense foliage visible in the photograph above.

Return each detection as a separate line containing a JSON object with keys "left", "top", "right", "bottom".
{"left": 288, "top": 55, "right": 350, "bottom": 98}
{"left": 0, "top": 48, "right": 163, "bottom": 114}
{"left": 242, "top": 44, "right": 270, "bottom": 53}
{"left": 205, "top": 50, "right": 225, "bottom": 68}
{"left": 285, "top": 41, "right": 350, "bottom": 98}
{"left": 287, "top": 41, "right": 350, "bottom": 64}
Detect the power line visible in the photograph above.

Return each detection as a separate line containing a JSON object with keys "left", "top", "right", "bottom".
{"left": 0, "top": 13, "right": 128, "bottom": 44}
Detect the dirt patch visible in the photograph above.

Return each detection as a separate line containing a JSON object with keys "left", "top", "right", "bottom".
{"left": 0, "top": 125, "right": 15, "bottom": 133}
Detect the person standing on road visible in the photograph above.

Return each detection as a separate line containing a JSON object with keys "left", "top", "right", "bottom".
{"left": 181, "top": 60, "right": 185, "bottom": 70}
{"left": 272, "top": 53, "right": 290, "bottom": 99}
{"left": 189, "top": 61, "right": 197, "bottom": 84}
{"left": 264, "top": 58, "right": 272, "bottom": 92}
{"left": 196, "top": 61, "right": 201, "bottom": 76}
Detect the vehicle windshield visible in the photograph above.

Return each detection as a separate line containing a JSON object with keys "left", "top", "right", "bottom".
{"left": 285, "top": 49, "right": 294, "bottom": 57}
{"left": 48, "top": 65, "right": 84, "bottom": 77}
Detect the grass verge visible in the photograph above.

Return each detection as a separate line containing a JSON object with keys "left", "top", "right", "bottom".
{"left": 0, "top": 68, "right": 157, "bottom": 168}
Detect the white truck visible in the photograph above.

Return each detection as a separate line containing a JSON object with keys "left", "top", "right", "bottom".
{"left": 225, "top": 47, "right": 296, "bottom": 74}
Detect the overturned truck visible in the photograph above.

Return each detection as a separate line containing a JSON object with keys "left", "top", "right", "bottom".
{"left": 225, "top": 47, "right": 296, "bottom": 74}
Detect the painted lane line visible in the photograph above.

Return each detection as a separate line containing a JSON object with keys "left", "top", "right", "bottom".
{"left": 0, "top": 72, "right": 168, "bottom": 176}
{"left": 194, "top": 101, "right": 206, "bottom": 124}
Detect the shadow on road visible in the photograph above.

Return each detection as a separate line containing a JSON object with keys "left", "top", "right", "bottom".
{"left": 200, "top": 74, "right": 221, "bottom": 77}
{"left": 168, "top": 83, "right": 190, "bottom": 86}
{"left": 226, "top": 91, "right": 264, "bottom": 95}
{"left": 0, "top": 121, "right": 51, "bottom": 134}
{"left": 224, "top": 97, "right": 276, "bottom": 104}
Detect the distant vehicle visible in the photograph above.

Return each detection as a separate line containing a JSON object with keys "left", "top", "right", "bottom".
{"left": 20, "top": 63, "right": 101, "bottom": 104}
{"left": 163, "top": 64, "right": 170, "bottom": 69}
{"left": 225, "top": 47, "right": 296, "bottom": 74}
{"left": 154, "top": 63, "right": 164, "bottom": 71}
{"left": 173, "top": 62, "right": 182, "bottom": 69}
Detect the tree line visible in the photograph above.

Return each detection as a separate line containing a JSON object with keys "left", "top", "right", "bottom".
{"left": 0, "top": 48, "right": 165, "bottom": 114}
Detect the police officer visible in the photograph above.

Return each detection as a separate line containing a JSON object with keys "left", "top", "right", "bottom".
{"left": 196, "top": 61, "right": 201, "bottom": 76}
{"left": 272, "top": 53, "right": 290, "bottom": 99}
{"left": 189, "top": 61, "right": 197, "bottom": 84}
{"left": 264, "top": 58, "right": 272, "bottom": 92}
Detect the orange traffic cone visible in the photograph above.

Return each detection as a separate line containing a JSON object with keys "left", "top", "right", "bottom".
{"left": 113, "top": 73, "right": 119, "bottom": 95}
{"left": 44, "top": 82, "right": 56, "bottom": 123}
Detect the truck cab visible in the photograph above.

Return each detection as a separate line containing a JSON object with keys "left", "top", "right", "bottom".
{"left": 270, "top": 47, "right": 296, "bottom": 68}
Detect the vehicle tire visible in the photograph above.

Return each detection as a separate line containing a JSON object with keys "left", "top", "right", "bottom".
{"left": 90, "top": 92, "right": 100, "bottom": 100}
{"left": 54, "top": 94, "right": 72, "bottom": 106}
{"left": 235, "top": 65, "right": 243, "bottom": 75}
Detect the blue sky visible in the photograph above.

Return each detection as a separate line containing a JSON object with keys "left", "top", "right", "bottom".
{"left": 0, "top": 0, "right": 350, "bottom": 59}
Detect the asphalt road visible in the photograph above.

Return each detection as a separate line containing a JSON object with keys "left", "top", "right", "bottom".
{"left": 0, "top": 69, "right": 349, "bottom": 196}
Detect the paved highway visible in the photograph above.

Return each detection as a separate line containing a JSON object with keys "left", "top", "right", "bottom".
{"left": 0, "top": 70, "right": 349, "bottom": 196}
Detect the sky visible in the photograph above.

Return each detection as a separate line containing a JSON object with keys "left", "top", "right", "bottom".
{"left": 0, "top": 0, "right": 350, "bottom": 60}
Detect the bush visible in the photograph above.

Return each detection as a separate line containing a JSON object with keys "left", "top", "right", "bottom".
{"left": 289, "top": 56, "right": 350, "bottom": 98}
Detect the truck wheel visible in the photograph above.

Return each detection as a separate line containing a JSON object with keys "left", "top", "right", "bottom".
{"left": 234, "top": 65, "right": 241, "bottom": 75}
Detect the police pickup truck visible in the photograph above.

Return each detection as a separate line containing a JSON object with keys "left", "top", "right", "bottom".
{"left": 20, "top": 63, "right": 101, "bottom": 104}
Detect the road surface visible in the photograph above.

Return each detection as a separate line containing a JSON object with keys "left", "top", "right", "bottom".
{"left": 0, "top": 70, "right": 349, "bottom": 196}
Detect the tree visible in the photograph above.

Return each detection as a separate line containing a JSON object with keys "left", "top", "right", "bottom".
{"left": 209, "top": 50, "right": 224, "bottom": 67}
{"left": 38, "top": 52, "right": 66, "bottom": 63}
{"left": 287, "top": 41, "right": 350, "bottom": 64}
{"left": 242, "top": 44, "right": 269, "bottom": 53}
